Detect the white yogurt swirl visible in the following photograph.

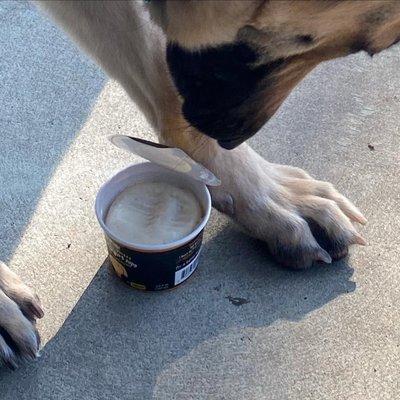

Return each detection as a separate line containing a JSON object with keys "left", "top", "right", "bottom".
{"left": 106, "top": 181, "right": 202, "bottom": 245}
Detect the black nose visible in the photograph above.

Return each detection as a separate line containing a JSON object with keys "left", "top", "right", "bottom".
{"left": 217, "top": 137, "right": 248, "bottom": 150}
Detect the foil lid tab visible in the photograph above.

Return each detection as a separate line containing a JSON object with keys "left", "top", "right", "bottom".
{"left": 109, "top": 135, "right": 221, "bottom": 186}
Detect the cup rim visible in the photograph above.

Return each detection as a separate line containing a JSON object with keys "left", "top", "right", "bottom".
{"left": 95, "top": 163, "right": 212, "bottom": 252}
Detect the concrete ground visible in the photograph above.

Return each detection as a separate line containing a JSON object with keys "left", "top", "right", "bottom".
{"left": 0, "top": 1, "right": 399, "bottom": 399}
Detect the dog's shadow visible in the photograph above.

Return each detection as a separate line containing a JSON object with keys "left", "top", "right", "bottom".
{"left": 0, "top": 223, "right": 355, "bottom": 400}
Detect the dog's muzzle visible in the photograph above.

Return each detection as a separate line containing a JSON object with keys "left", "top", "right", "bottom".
{"left": 166, "top": 42, "right": 281, "bottom": 150}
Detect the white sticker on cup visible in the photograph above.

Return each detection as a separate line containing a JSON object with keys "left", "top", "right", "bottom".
{"left": 174, "top": 252, "right": 201, "bottom": 285}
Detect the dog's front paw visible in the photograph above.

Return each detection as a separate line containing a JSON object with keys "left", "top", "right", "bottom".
{"left": 166, "top": 133, "right": 366, "bottom": 269}
{"left": 210, "top": 149, "right": 366, "bottom": 269}
{"left": 0, "top": 262, "right": 43, "bottom": 369}
{"left": 269, "top": 165, "right": 366, "bottom": 267}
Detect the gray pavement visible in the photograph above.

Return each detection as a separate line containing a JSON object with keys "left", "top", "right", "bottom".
{"left": 0, "top": 1, "right": 399, "bottom": 399}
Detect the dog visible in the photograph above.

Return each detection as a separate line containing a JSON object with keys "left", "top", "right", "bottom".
{"left": 1, "top": 0, "right": 399, "bottom": 368}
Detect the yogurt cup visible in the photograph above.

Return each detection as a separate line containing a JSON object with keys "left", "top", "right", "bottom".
{"left": 95, "top": 136, "right": 218, "bottom": 291}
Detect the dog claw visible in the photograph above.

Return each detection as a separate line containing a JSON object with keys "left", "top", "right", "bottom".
{"left": 3, "top": 352, "right": 18, "bottom": 370}
{"left": 356, "top": 215, "right": 367, "bottom": 225}
{"left": 27, "top": 295, "right": 44, "bottom": 320}
{"left": 24, "top": 347, "right": 39, "bottom": 361}
{"left": 352, "top": 233, "right": 367, "bottom": 246}
{"left": 347, "top": 208, "right": 367, "bottom": 225}
{"left": 5, "top": 358, "right": 18, "bottom": 370}
{"left": 316, "top": 249, "right": 332, "bottom": 264}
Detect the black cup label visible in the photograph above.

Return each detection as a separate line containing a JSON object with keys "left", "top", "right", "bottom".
{"left": 105, "top": 232, "right": 203, "bottom": 291}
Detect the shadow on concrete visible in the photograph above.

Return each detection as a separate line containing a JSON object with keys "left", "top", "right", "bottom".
{"left": 0, "top": 1, "right": 105, "bottom": 262}
{"left": 0, "top": 225, "right": 355, "bottom": 400}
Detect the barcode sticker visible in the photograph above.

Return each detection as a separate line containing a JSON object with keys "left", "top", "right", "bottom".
{"left": 174, "top": 252, "right": 200, "bottom": 285}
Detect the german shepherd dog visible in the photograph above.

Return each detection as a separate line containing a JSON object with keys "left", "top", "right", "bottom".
{"left": 1, "top": 0, "right": 399, "bottom": 368}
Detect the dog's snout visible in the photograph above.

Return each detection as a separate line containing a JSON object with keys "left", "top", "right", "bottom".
{"left": 166, "top": 42, "right": 279, "bottom": 147}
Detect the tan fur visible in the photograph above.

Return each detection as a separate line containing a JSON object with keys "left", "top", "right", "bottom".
{"left": 155, "top": 0, "right": 400, "bottom": 128}
{"left": 149, "top": 0, "right": 263, "bottom": 49}
{"left": 160, "top": 0, "right": 400, "bottom": 54}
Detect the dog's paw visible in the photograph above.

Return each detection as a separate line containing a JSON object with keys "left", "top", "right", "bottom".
{"left": 0, "top": 262, "right": 43, "bottom": 369}
{"left": 268, "top": 164, "right": 366, "bottom": 267}
{"left": 165, "top": 135, "right": 366, "bottom": 269}
{"left": 211, "top": 154, "right": 366, "bottom": 269}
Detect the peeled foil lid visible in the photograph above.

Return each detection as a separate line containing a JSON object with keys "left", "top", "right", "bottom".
{"left": 110, "top": 135, "right": 221, "bottom": 187}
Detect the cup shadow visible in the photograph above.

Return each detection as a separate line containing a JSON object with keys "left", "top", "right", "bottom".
{"left": 0, "top": 224, "right": 356, "bottom": 400}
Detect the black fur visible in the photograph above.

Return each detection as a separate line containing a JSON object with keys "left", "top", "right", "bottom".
{"left": 364, "top": 8, "right": 391, "bottom": 26}
{"left": 166, "top": 42, "right": 284, "bottom": 149}
{"left": 306, "top": 218, "right": 349, "bottom": 260}
{"left": 295, "top": 34, "right": 314, "bottom": 45}
{"left": 349, "top": 37, "right": 375, "bottom": 56}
